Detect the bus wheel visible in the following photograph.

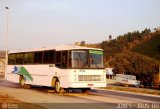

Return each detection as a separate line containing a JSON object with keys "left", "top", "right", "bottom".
{"left": 55, "top": 80, "right": 60, "bottom": 93}
{"left": 19, "top": 76, "right": 31, "bottom": 89}
{"left": 19, "top": 76, "right": 26, "bottom": 87}
{"left": 25, "top": 84, "right": 31, "bottom": 89}
{"left": 124, "top": 84, "right": 129, "bottom": 87}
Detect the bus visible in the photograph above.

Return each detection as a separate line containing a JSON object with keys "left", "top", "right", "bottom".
{"left": 7, "top": 45, "right": 106, "bottom": 93}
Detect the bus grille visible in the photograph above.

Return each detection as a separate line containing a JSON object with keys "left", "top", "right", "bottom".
{"left": 78, "top": 75, "right": 101, "bottom": 81}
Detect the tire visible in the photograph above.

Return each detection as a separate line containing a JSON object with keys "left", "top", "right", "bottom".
{"left": 124, "top": 84, "right": 129, "bottom": 87}
{"left": 19, "top": 76, "right": 31, "bottom": 89}
{"left": 55, "top": 80, "right": 60, "bottom": 93}
{"left": 19, "top": 76, "right": 26, "bottom": 87}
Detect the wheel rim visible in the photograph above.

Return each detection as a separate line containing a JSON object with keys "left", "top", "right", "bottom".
{"left": 55, "top": 81, "right": 60, "bottom": 92}
{"left": 20, "top": 77, "right": 25, "bottom": 87}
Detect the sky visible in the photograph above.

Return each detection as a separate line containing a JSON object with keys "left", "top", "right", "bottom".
{"left": 0, "top": 0, "right": 160, "bottom": 50}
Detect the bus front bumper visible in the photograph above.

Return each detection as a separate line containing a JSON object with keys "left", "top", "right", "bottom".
{"left": 69, "top": 82, "right": 107, "bottom": 88}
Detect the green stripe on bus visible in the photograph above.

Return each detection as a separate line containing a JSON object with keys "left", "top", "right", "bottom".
{"left": 89, "top": 50, "right": 103, "bottom": 54}
{"left": 20, "top": 66, "right": 33, "bottom": 81}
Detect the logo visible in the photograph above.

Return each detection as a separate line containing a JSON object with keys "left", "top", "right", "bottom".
{"left": 12, "top": 66, "right": 33, "bottom": 81}
{"left": 1, "top": 103, "right": 18, "bottom": 109}
{"left": 1, "top": 103, "right": 8, "bottom": 109}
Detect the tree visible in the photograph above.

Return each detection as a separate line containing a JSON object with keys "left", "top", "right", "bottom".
{"left": 80, "top": 41, "right": 85, "bottom": 46}
{"left": 141, "top": 28, "right": 151, "bottom": 36}
{"left": 109, "top": 35, "right": 112, "bottom": 41}
{"left": 110, "top": 52, "right": 159, "bottom": 76}
{"left": 157, "top": 46, "right": 160, "bottom": 52}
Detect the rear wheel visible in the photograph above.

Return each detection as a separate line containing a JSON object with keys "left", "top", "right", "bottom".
{"left": 55, "top": 80, "right": 60, "bottom": 92}
{"left": 54, "top": 80, "right": 65, "bottom": 93}
{"left": 19, "top": 76, "right": 25, "bottom": 87}
{"left": 19, "top": 76, "right": 31, "bottom": 88}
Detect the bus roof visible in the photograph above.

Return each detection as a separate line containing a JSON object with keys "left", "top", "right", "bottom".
{"left": 8, "top": 45, "right": 103, "bottom": 54}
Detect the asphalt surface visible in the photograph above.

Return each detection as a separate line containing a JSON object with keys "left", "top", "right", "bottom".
{"left": 0, "top": 80, "right": 160, "bottom": 109}
{"left": 91, "top": 89, "right": 160, "bottom": 103}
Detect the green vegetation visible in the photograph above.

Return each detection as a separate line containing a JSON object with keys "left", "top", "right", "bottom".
{"left": 132, "top": 32, "right": 160, "bottom": 60}
{"left": 109, "top": 52, "right": 159, "bottom": 75}
{"left": 86, "top": 27, "right": 160, "bottom": 86}
{"left": 99, "top": 28, "right": 160, "bottom": 70}
{"left": 101, "top": 28, "right": 153, "bottom": 62}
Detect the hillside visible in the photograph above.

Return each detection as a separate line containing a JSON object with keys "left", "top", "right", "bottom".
{"left": 98, "top": 28, "right": 160, "bottom": 63}
{"left": 91, "top": 28, "right": 160, "bottom": 85}
{"left": 132, "top": 32, "right": 160, "bottom": 60}
{"left": 85, "top": 28, "right": 160, "bottom": 71}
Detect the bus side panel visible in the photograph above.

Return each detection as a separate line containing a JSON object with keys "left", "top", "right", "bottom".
{"left": 7, "top": 65, "right": 20, "bottom": 83}
{"left": 23, "top": 65, "right": 55, "bottom": 86}
{"left": 7, "top": 65, "right": 55, "bottom": 87}
{"left": 57, "top": 69, "right": 70, "bottom": 88}
{"left": 7, "top": 65, "right": 70, "bottom": 88}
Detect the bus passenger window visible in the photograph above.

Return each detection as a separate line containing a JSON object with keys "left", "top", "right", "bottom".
{"left": 61, "top": 51, "right": 68, "bottom": 69}
{"left": 24, "top": 53, "right": 33, "bottom": 64}
{"left": 55, "top": 51, "right": 61, "bottom": 68}
{"left": 43, "top": 50, "right": 55, "bottom": 64}
{"left": 34, "top": 52, "right": 43, "bottom": 64}
{"left": 16, "top": 53, "right": 24, "bottom": 64}
{"left": 8, "top": 54, "right": 16, "bottom": 65}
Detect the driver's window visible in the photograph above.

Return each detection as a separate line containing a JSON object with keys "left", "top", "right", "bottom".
{"left": 61, "top": 51, "right": 68, "bottom": 69}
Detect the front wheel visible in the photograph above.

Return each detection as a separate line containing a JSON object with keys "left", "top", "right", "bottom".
{"left": 55, "top": 80, "right": 60, "bottom": 92}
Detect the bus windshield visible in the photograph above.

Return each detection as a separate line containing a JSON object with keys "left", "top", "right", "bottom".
{"left": 71, "top": 50, "right": 104, "bottom": 69}
{"left": 71, "top": 50, "right": 88, "bottom": 68}
{"left": 89, "top": 50, "right": 104, "bottom": 68}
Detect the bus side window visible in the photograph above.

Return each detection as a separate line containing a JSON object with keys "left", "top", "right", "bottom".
{"left": 55, "top": 51, "right": 61, "bottom": 68}
{"left": 34, "top": 52, "right": 43, "bottom": 64}
{"left": 16, "top": 53, "right": 24, "bottom": 64}
{"left": 43, "top": 50, "right": 55, "bottom": 64}
{"left": 8, "top": 54, "right": 16, "bottom": 65}
{"left": 24, "top": 53, "right": 33, "bottom": 64}
{"left": 61, "top": 51, "right": 68, "bottom": 69}
{"left": 68, "top": 51, "right": 72, "bottom": 68}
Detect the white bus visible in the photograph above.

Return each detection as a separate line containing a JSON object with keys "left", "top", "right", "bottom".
{"left": 7, "top": 45, "right": 106, "bottom": 92}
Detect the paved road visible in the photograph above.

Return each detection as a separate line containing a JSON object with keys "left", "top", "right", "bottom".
{"left": 91, "top": 89, "right": 160, "bottom": 103}
{"left": 0, "top": 80, "right": 160, "bottom": 109}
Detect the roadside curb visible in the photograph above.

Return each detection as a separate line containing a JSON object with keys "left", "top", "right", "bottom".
{"left": 94, "top": 88, "right": 160, "bottom": 98}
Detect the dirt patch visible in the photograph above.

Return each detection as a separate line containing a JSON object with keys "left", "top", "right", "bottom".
{"left": 0, "top": 93, "right": 46, "bottom": 109}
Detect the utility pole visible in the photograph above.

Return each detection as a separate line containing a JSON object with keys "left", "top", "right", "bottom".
{"left": 5, "top": 6, "right": 9, "bottom": 80}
